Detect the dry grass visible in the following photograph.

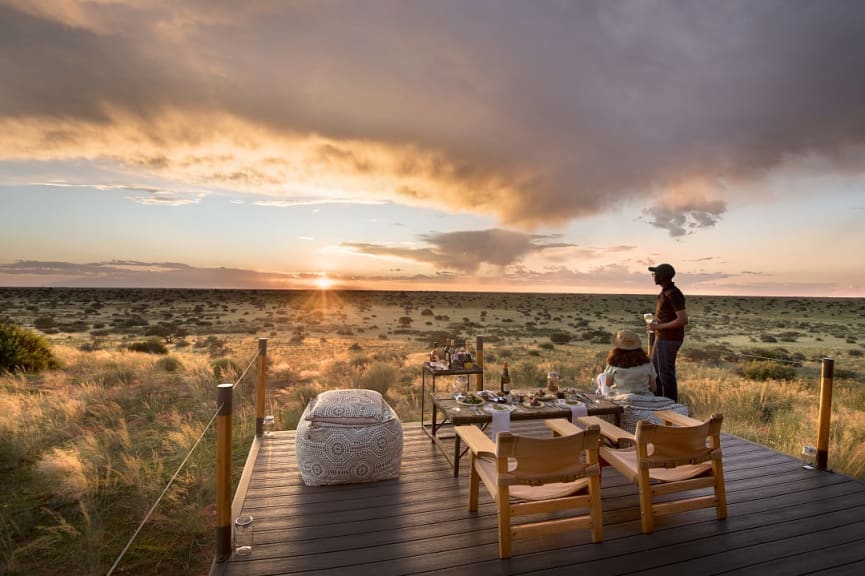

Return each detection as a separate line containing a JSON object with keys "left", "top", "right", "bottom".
{"left": 1, "top": 288, "right": 864, "bottom": 575}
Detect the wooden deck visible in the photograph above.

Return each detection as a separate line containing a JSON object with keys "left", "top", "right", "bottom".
{"left": 214, "top": 421, "right": 865, "bottom": 576}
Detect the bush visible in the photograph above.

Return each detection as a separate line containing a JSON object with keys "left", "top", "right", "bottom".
{"left": 550, "top": 332, "right": 572, "bottom": 345}
{"left": 211, "top": 357, "right": 241, "bottom": 380}
{"left": 127, "top": 338, "right": 169, "bottom": 355}
{"left": 582, "top": 329, "right": 613, "bottom": 344}
{"left": 33, "top": 315, "right": 56, "bottom": 331}
{"left": 680, "top": 345, "right": 735, "bottom": 365}
{"left": 155, "top": 356, "right": 184, "bottom": 372}
{"left": 359, "top": 362, "right": 399, "bottom": 397}
{"left": 740, "top": 347, "right": 804, "bottom": 366}
{"left": 0, "top": 321, "right": 59, "bottom": 373}
{"left": 739, "top": 360, "right": 796, "bottom": 381}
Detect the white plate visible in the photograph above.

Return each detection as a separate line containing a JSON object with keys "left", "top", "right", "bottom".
{"left": 455, "top": 396, "right": 486, "bottom": 407}
{"left": 483, "top": 403, "right": 516, "bottom": 413}
{"left": 521, "top": 401, "right": 547, "bottom": 409}
{"left": 556, "top": 399, "right": 585, "bottom": 407}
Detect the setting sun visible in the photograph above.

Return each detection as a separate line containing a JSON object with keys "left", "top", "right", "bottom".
{"left": 314, "top": 276, "right": 333, "bottom": 290}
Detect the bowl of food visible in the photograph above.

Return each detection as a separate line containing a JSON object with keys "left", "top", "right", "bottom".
{"left": 456, "top": 393, "right": 485, "bottom": 406}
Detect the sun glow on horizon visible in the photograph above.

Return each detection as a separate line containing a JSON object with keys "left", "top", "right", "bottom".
{"left": 315, "top": 275, "right": 333, "bottom": 290}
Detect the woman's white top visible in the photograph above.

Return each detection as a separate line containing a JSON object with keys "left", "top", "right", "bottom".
{"left": 603, "top": 362, "right": 656, "bottom": 395}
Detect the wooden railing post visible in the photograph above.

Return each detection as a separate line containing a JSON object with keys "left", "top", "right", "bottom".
{"left": 215, "top": 383, "right": 233, "bottom": 562}
{"left": 475, "top": 335, "right": 484, "bottom": 391}
{"left": 255, "top": 338, "right": 268, "bottom": 438}
{"left": 816, "top": 357, "right": 834, "bottom": 470}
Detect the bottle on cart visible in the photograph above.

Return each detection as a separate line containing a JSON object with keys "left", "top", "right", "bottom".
{"left": 442, "top": 339, "right": 452, "bottom": 367}
{"left": 429, "top": 342, "right": 439, "bottom": 363}
{"left": 500, "top": 362, "right": 511, "bottom": 395}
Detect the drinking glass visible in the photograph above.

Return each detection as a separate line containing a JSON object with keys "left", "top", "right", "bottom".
{"left": 235, "top": 515, "right": 254, "bottom": 556}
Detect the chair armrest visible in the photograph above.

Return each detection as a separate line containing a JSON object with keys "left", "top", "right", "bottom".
{"left": 545, "top": 418, "right": 582, "bottom": 437}
{"left": 577, "top": 416, "right": 635, "bottom": 445}
{"left": 655, "top": 410, "right": 701, "bottom": 427}
{"left": 455, "top": 425, "right": 495, "bottom": 456}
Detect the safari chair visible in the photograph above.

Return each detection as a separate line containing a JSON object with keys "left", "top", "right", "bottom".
{"left": 594, "top": 411, "right": 727, "bottom": 533}
{"left": 455, "top": 424, "right": 603, "bottom": 559}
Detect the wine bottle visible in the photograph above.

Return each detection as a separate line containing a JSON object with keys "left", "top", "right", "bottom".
{"left": 500, "top": 362, "right": 511, "bottom": 394}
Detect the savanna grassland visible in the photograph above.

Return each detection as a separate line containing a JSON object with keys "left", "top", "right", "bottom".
{"left": 1, "top": 287, "right": 865, "bottom": 576}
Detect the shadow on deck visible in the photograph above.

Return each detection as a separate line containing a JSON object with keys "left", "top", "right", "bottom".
{"left": 214, "top": 421, "right": 865, "bottom": 576}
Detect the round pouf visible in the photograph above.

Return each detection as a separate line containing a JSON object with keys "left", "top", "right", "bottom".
{"left": 296, "top": 389, "right": 403, "bottom": 486}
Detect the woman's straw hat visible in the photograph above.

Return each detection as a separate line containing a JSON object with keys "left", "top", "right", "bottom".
{"left": 611, "top": 329, "right": 642, "bottom": 350}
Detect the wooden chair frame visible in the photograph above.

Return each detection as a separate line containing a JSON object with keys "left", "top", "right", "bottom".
{"left": 455, "top": 424, "right": 603, "bottom": 558}
{"left": 555, "top": 412, "right": 726, "bottom": 534}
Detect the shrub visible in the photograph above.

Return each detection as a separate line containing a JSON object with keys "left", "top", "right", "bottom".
{"left": 359, "top": 362, "right": 399, "bottom": 397}
{"left": 0, "top": 321, "right": 59, "bottom": 373}
{"left": 33, "top": 315, "right": 56, "bottom": 331}
{"left": 681, "top": 345, "right": 735, "bottom": 365}
{"left": 582, "top": 329, "right": 613, "bottom": 344}
{"left": 550, "top": 332, "right": 572, "bottom": 345}
{"left": 211, "top": 357, "right": 241, "bottom": 380}
{"left": 127, "top": 338, "right": 169, "bottom": 355}
{"left": 739, "top": 360, "right": 796, "bottom": 381}
{"left": 739, "top": 347, "right": 804, "bottom": 366}
{"left": 155, "top": 356, "right": 184, "bottom": 372}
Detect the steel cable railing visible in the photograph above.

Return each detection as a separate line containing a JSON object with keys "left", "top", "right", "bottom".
{"left": 105, "top": 349, "right": 260, "bottom": 576}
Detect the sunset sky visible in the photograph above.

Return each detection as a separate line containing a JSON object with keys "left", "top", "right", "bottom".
{"left": 1, "top": 0, "right": 864, "bottom": 296}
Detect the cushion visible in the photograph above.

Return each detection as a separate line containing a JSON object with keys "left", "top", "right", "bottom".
{"left": 306, "top": 389, "right": 391, "bottom": 425}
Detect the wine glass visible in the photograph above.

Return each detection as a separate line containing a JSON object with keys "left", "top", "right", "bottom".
{"left": 643, "top": 313, "right": 654, "bottom": 325}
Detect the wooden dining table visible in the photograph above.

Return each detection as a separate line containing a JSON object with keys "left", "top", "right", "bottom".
{"left": 425, "top": 391, "right": 623, "bottom": 476}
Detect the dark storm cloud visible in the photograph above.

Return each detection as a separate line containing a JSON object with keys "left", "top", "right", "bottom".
{"left": 2, "top": 1, "right": 865, "bottom": 233}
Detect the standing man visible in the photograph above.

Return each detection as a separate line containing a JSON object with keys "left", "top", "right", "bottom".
{"left": 648, "top": 263, "right": 688, "bottom": 402}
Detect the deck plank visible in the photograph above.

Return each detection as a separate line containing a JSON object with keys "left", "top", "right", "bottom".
{"left": 213, "top": 421, "right": 865, "bottom": 576}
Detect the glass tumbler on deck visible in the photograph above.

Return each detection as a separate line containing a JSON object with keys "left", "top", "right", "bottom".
{"left": 234, "top": 515, "right": 254, "bottom": 556}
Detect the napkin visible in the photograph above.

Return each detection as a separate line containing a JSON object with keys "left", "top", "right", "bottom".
{"left": 594, "top": 372, "right": 611, "bottom": 397}
{"left": 569, "top": 402, "right": 588, "bottom": 428}
{"left": 491, "top": 408, "right": 511, "bottom": 441}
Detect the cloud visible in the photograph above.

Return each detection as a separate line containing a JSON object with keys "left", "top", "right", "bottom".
{"left": 2, "top": 1, "right": 865, "bottom": 235}
{"left": 0, "top": 259, "right": 303, "bottom": 289}
{"left": 35, "top": 181, "right": 204, "bottom": 206}
{"left": 343, "top": 228, "right": 576, "bottom": 273}
{"left": 2, "top": 258, "right": 856, "bottom": 296}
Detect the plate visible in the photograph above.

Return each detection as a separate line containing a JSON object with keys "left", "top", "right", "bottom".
{"left": 521, "top": 400, "right": 546, "bottom": 409}
{"left": 456, "top": 395, "right": 485, "bottom": 406}
{"left": 556, "top": 399, "right": 585, "bottom": 407}
{"left": 483, "top": 403, "right": 516, "bottom": 413}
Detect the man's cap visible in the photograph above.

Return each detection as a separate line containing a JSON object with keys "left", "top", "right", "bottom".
{"left": 648, "top": 263, "right": 675, "bottom": 277}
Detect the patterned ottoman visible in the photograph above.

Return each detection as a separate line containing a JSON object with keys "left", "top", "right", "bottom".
{"left": 296, "top": 389, "right": 403, "bottom": 486}
{"left": 614, "top": 393, "right": 690, "bottom": 434}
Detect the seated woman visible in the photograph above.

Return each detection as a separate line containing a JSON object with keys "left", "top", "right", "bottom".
{"left": 604, "top": 329, "right": 657, "bottom": 395}
{"left": 602, "top": 329, "right": 687, "bottom": 432}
